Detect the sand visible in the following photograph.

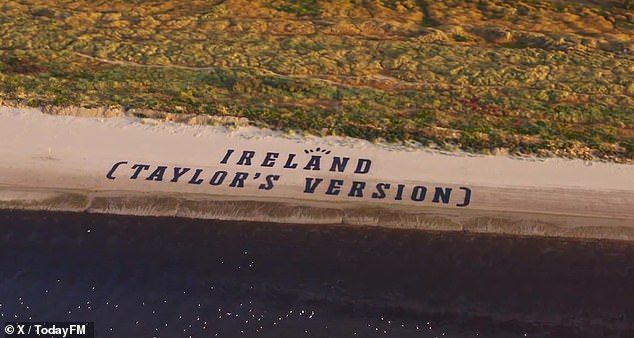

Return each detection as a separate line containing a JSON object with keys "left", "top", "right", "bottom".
{"left": 0, "top": 106, "right": 632, "bottom": 240}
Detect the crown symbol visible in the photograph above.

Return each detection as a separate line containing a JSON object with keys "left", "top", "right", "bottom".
{"left": 304, "top": 147, "right": 331, "bottom": 154}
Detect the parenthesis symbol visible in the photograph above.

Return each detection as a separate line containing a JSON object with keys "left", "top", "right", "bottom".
{"left": 106, "top": 161, "right": 128, "bottom": 180}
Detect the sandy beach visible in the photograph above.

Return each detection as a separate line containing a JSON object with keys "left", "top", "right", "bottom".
{"left": 1, "top": 106, "right": 633, "bottom": 240}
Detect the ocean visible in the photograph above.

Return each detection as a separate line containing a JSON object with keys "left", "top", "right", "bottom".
{"left": 1, "top": 210, "right": 633, "bottom": 337}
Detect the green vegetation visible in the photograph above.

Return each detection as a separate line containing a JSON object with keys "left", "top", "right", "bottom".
{"left": 0, "top": 0, "right": 633, "bottom": 162}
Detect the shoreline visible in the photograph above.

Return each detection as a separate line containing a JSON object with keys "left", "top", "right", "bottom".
{"left": 3, "top": 209, "right": 634, "bottom": 336}
{"left": 1, "top": 105, "right": 633, "bottom": 241}
{"left": 2, "top": 185, "right": 633, "bottom": 242}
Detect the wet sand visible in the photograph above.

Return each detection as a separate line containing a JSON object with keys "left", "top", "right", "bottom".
{"left": 1, "top": 210, "right": 633, "bottom": 337}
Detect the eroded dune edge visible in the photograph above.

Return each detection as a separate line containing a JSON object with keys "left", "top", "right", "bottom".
{"left": 2, "top": 187, "right": 633, "bottom": 242}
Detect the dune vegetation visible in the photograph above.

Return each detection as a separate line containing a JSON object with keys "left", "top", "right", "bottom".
{"left": 0, "top": 0, "right": 633, "bottom": 162}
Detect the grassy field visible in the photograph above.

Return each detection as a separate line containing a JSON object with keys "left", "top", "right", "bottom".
{"left": 0, "top": 0, "right": 633, "bottom": 162}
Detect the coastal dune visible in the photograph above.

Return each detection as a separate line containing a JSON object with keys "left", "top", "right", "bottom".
{"left": 0, "top": 106, "right": 632, "bottom": 240}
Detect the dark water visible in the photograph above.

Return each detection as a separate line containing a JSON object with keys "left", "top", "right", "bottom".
{"left": 1, "top": 210, "right": 634, "bottom": 338}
